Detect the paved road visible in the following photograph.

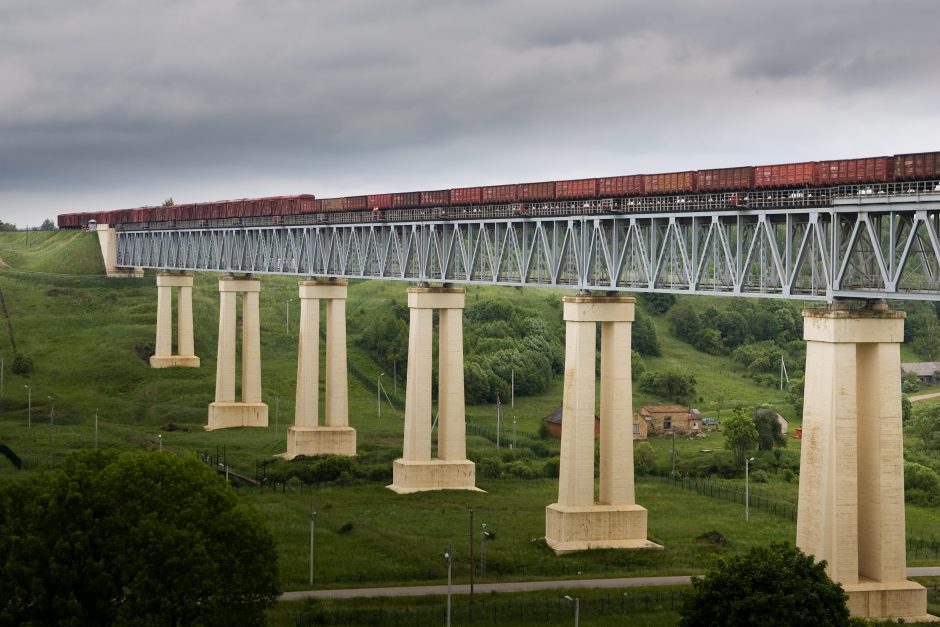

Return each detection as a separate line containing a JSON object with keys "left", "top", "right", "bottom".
{"left": 281, "top": 568, "right": 940, "bottom": 601}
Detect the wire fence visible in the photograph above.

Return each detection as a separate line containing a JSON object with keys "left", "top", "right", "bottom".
{"left": 653, "top": 473, "right": 799, "bottom": 521}
{"left": 286, "top": 589, "right": 681, "bottom": 626}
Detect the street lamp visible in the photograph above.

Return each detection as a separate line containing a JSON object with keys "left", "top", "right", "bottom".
{"left": 47, "top": 395, "right": 54, "bottom": 442}
{"left": 95, "top": 408, "right": 99, "bottom": 449}
{"left": 23, "top": 384, "right": 30, "bottom": 428}
{"left": 309, "top": 506, "right": 317, "bottom": 586}
{"left": 564, "top": 595, "right": 580, "bottom": 627}
{"left": 480, "top": 523, "right": 488, "bottom": 576}
{"left": 377, "top": 373, "right": 384, "bottom": 417}
{"left": 158, "top": 434, "right": 163, "bottom": 452}
{"left": 444, "top": 546, "right": 453, "bottom": 627}
{"left": 745, "top": 457, "right": 755, "bottom": 521}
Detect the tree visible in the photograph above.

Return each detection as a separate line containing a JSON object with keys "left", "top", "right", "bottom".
{"left": 638, "top": 367, "right": 697, "bottom": 403}
{"left": 0, "top": 451, "right": 279, "bottom": 626}
{"left": 631, "top": 309, "right": 661, "bottom": 356}
{"left": 678, "top": 542, "right": 849, "bottom": 627}
{"left": 641, "top": 293, "right": 677, "bottom": 314}
{"left": 723, "top": 409, "right": 759, "bottom": 465}
{"left": 39, "top": 218, "right": 56, "bottom": 231}
{"left": 163, "top": 197, "right": 175, "bottom": 206}
{"left": 910, "top": 404, "right": 940, "bottom": 451}
{"left": 752, "top": 408, "right": 786, "bottom": 450}
{"left": 902, "top": 394, "right": 913, "bottom": 423}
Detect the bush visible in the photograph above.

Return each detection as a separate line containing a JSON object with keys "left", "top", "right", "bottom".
{"left": 11, "top": 353, "right": 33, "bottom": 375}
{"left": 679, "top": 542, "right": 849, "bottom": 626}
{"left": 749, "top": 469, "right": 769, "bottom": 484}
{"left": 542, "top": 457, "right": 560, "bottom": 478}
{"left": 634, "top": 442, "right": 656, "bottom": 476}
{"left": 904, "top": 462, "right": 940, "bottom": 506}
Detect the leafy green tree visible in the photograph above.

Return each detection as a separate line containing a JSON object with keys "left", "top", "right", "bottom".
{"left": 752, "top": 408, "right": 786, "bottom": 450}
{"left": 0, "top": 221, "right": 16, "bottom": 231}
{"left": 902, "top": 394, "right": 913, "bottom": 423}
{"left": 679, "top": 542, "right": 849, "bottom": 626}
{"left": 666, "top": 300, "right": 702, "bottom": 344}
{"left": 638, "top": 367, "right": 697, "bottom": 403}
{"left": 786, "top": 377, "right": 804, "bottom": 417}
{"left": 904, "top": 461, "right": 940, "bottom": 506}
{"left": 641, "top": 293, "right": 677, "bottom": 314}
{"left": 723, "top": 409, "right": 759, "bottom": 465}
{"left": 39, "top": 218, "right": 56, "bottom": 231}
{"left": 163, "top": 197, "right": 175, "bottom": 206}
{"left": 631, "top": 309, "right": 661, "bottom": 356}
{"left": 634, "top": 442, "right": 656, "bottom": 476}
{"left": 0, "top": 451, "right": 279, "bottom": 626}
{"left": 910, "top": 404, "right": 940, "bottom": 451}
{"left": 717, "top": 309, "right": 749, "bottom": 348}
{"left": 902, "top": 371, "right": 922, "bottom": 393}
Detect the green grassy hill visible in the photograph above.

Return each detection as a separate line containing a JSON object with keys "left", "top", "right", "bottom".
{"left": 0, "top": 230, "right": 937, "bottom": 616}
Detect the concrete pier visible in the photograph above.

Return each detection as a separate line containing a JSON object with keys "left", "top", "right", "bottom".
{"left": 797, "top": 304, "right": 934, "bottom": 622}
{"left": 284, "top": 280, "right": 356, "bottom": 458}
{"left": 94, "top": 223, "right": 144, "bottom": 278}
{"left": 388, "top": 287, "right": 479, "bottom": 493}
{"left": 545, "top": 295, "right": 660, "bottom": 554}
{"left": 207, "top": 276, "right": 268, "bottom": 430}
{"left": 150, "top": 272, "right": 200, "bottom": 368}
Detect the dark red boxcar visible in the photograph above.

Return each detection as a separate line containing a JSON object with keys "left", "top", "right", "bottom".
{"left": 817, "top": 156, "right": 893, "bottom": 185}
{"left": 420, "top": 189, "right": 451, "bottom": 207}
{"left": 344, "top": 195, "right": 368, "bottom": 211}
{"left": 644, "top": 171, "right": 695, "bottom": 194}
{"left": 895, "top": 151, "right": 940, "bottom": 180}
{"left": 392, "top": 191, "right": 421, "bottom": 208}
{"left": 695, "top": 167, "right": 755, "bottom": 192}
{"left": 517, "top": 181, "right": 555, "bottom": 202}
{"left": 321, "top": 197, "right": 345, "bottom": 212}
{"left": 482, "top": 184, "right": 518, "bottom": 204}
{"left": 598, "top": 175, "right": 644, "bottom": 197}
{"left": 754, "top": 162, "right": 818, "bottom": 188}
{"left": 451, "top": 187, "right": 482, "bottom": 205}
{"left": 368, "top": 193, "right": 393, "bottom": 210}
{"left": 556, "top": 178, "right": 598, "bottom": 200}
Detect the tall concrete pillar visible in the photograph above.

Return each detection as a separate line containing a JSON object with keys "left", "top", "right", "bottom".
{"left": 284, "top": 280, "right": 356, "bottom": 458}
{"left": 389, "top": 286, "right": 480, "bottom": 493}
{"left": 150, "top": 272, "right": 200, "bottom": 368}
{"left": 797, "top": 303, "right": 932, "bottom": 622}
{"left": 545, "top": 295, "right": 660, "bottom": 554}
{"left": 207, "top": 276, "right": 268, "bottom": 430}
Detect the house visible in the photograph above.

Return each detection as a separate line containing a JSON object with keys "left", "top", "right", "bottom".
{"left": 542, "top": 406, "right": 600, "bottom": 439}
{"left": 776, "top": 413, "right": 789, "bottom": 435}
{"left": 901, "top": 362, "right": 940, "bottom": 386}
{"left": 636, "top": 405, "right": 703, "bottom": 436}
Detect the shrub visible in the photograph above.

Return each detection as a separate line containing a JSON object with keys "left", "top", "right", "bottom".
{"left": 11, "top": 353, "right": 33, "bottom": 375}
{"left": 749, "top": 469, "right": 769, "bottom": 484}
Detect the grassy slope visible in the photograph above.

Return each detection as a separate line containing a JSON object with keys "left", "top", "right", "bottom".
{"left": 0, "top": 231, "right": 937, "bottom": 608}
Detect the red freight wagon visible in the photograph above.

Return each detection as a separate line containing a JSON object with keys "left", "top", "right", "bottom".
{"left": 754, "top": 162, "right": 818, "bottom": 188}
{"left": 817, "top": 156, "right": 893, "bottom": 185}
{"left": 598, "top": 175, "right": 644, "bottom": 197}
{"left": 344, "top": 195, "right": 368, "bottom": 211}
{"left": 517, "top": 181, "right": 555, "bottom": 202}
{"left": 420, "top": 189, "right": 450, "bottom": 207}
{"left": 556, "top": 178, "right": 598, "bottom": 200}
{"left": 695, "top": 167, "right": 755, "bottom": 192}
{"left": 895, "top": 151, "right": 940, "bottom": 180}
{"left": 368, "top": 193, "right": 393, "bottom": 210}
{"left": 482, "top": 184, "right": 518, "bottom": 204}
{"left": 392, "top": 191, "right": 421, "bottom": 208}
{"left": 320, "top": 197, "right": 345, "bottom": 212}
{"left": 644, "top": 171, "right": 695, "bottom": 194}
{"left": 451, "top": 187, "right": 482, "bottom": 205}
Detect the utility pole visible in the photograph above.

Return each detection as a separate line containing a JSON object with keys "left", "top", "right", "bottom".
{"left": 496, "top": 393, "right": 501, "bottom": 449}
{"left": 469, "top": 509, "right": 474, "bottom": 612}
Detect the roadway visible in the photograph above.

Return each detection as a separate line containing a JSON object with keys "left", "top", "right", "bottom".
{"left": 280, "top": 567, "right": 940, "bottom": 601}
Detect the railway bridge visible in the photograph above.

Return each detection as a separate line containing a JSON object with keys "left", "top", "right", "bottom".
{"left": 92, "top": 189, "right": 940, "bottom": 621}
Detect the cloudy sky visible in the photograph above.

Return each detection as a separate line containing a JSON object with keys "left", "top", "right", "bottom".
{"left": 2, "top": 0, "right": 939, "bottom": 226}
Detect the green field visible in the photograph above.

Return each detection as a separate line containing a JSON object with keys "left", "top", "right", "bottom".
{"left": 1, "top": 230, "right": 938, "bottom": 625}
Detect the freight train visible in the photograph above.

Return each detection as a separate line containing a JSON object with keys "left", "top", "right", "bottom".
{"left": 57, "top": 151, "right": 940, "bottom": 230}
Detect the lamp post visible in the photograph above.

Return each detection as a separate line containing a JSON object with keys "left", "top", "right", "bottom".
{"left": 377, "top": 373, "right": 384, "bottom": 417}
{"left": 308, "top": 506, "right": 317, "bottom": 586}
{"left": 95, "top": 408, "right": 98, "bottom": 449}
{"left": 495, "top": 393, "right": 501, "bottom": 449}
{"left": 745, "top": 457, "right": 755, "bottom": 522}
{"left": 47, "top": 395, "right": 54, "bottom": 442}
{"left": 24, "top": 384, "right": 30, "bottom": 428}
{"left": 480, "top": 523, "right": 487, "bottom": 576}
{"left": 158, "top": 434, "right": 163, "bottom": 452}
{"left": 444, "top": 546, "right": 453, "bottom": 627}
{"left": 564, "top": 595, "right": 580, "bottom": 627}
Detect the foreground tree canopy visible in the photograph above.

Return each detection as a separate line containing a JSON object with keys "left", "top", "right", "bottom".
{"left": 678, "top": 542, "right": 849, "bottom": 627}
{"left": 0, "top": 451, "right": 279, "bottom": 627}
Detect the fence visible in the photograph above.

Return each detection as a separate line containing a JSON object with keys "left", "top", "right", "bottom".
{"left": 286, "top": 589, "right": 681, "bottom": 626}
{"left": 654, "top": 473, "right": 799, "bottom": 521}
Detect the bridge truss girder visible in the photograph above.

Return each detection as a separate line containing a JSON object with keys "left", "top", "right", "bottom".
{"left": 115, "top": 196, "right": 940, "bottom": 302}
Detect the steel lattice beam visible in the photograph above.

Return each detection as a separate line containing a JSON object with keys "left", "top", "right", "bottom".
{"left": 115, "top": 195, "right": 940, "bottom": 301}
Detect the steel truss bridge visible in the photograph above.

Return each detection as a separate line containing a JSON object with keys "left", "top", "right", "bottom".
{"left": 116, "top": 191, "right": 940, "bottom": 302}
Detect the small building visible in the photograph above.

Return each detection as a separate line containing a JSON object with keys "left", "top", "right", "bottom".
{"left": 633, "top": 414, "right": 652, "bottom": 440}
{"left": 543, "top": 406, "right": 600, "bottom": 439}
{"left": 636, "top": 405, "right": 702, "bottom": 436}
{"left": 900, "top": 362, "right": 940, "bottom": 386}
{"left": 776, "top": 413, "right": 789, "bottom": 435}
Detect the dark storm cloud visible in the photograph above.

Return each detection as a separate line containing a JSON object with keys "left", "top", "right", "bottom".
{"left": 1, "top": 0, "right": 939, "bottom": 222}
